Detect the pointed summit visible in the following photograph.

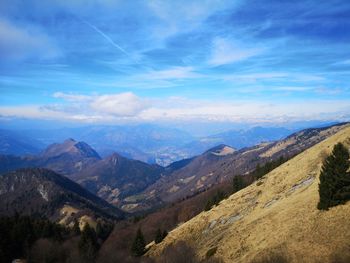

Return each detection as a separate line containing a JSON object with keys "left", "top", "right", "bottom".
{"left": 41, "top": 139, "right": 100, "bottom": 159}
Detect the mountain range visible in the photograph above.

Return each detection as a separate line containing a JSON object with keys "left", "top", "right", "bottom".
{"left": 122, "top": 122, "right": 348, "bottom": 212}
{"left": 0, "top": 124, "right": 295, "bottom": 166}
{"left": 0, "top": 122, "right": 348, "bottom": 215}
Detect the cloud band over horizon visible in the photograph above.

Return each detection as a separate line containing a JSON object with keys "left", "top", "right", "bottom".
{"left": 0, "top": 92, "right": 349, "bottom": 124}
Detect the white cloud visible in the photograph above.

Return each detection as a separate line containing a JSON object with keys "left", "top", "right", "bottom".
{"left": 52, "top": 92, "right": 149, "bottom": 117}
{"left": 1, "top": 93, "right": 349, "bottom": 124}
{"left": 0, "top": 18, "right": 60, "bottom": 61}
{"left": 90, "top": 92, "right": 148, "bottom": 116}
{"left": 208, "top": 38, "right": 262, "bottom": 66}
{"left": 139, "top": 99, "right": 350, "bottom": 123}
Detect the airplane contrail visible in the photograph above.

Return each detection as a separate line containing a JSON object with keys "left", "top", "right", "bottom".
{"left": 81, "top": 19, "right": 130, "bottom": 57}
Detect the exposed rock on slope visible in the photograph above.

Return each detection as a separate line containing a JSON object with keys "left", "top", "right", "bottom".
{"left": 148, "top": 125, "right": 350, "bottom": 263}
{"left": 0, "top": 168, "right": 124, "bottom": 225}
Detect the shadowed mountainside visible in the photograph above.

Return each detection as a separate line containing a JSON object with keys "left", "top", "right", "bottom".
{"left": 72, "top": 153, "right": 164, "bottom": 209}
{"left": 0, "top": 168, "right": 124, "bottom": 226}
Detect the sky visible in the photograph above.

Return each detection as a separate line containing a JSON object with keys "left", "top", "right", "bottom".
{"left": 0, "top": 0, "right": 350, "bottom": 125}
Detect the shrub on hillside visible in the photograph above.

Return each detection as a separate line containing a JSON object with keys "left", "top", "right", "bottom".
{"left": 206, "top": 247, "right": 217, "bottom": 258}
{"left": 157, "top": 241, "right": 222, "bottom": 263}
{"left": 252, "top": 156, "right": 287, "bottom": 180}
{"left": 154, "top": 228, "right": 168, "bottom": 244}
{"left": 232, "top": 176, "right": 246, "bottom": 193}
{"left": 329, "top": 245, "right": 350, "bottom": 263}
{"left": 204, "top": 191, "right": 227, "bottom": 211}
{"left": 157, "top": 241, "right": 198, "bottom": 263}
{"left": 250, "top": 251, "right": 289, "bottom": 263}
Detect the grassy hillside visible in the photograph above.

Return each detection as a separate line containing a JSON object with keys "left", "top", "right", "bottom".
{"left": 148, "top": 125, "right": 350, "bottom": 263}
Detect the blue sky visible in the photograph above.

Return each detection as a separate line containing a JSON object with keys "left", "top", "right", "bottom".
{"left": 0, "top": 0, "right": 350, "bottom": 124}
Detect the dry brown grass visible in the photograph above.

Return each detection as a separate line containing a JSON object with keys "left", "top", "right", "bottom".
{"left": 147, "top": 125, "right": 350, "bottom": 263}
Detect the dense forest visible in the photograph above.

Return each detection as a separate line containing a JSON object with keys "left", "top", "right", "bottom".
{"left": 0, "top": 215, "right": 113, "bottom": 263}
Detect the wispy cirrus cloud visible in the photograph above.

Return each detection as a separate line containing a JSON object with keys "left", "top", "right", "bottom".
{"left": 147, "top": 0, "right": 241, "bottom": 40}
{"left": 0, "top": 18, "right": 60, "bottom": 61}
{"left": 208, "top": 37, "right": 263, "bottom": 66}
{"left": 136, "top": 66, "right": 201, "bottom": 81}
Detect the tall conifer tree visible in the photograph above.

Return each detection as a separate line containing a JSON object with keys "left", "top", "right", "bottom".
{"left": 131, "top": 228, "right": 146, "bottom": 257}
{"left": 318, "top": 143, "right": 350, "bottom": 210}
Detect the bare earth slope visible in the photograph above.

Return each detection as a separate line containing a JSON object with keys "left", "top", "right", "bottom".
{"left": 148, "top": 125, "right": 350, "bottom": 263}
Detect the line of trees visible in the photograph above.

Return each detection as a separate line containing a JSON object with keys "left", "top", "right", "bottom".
{"left": 252, "top": 156, "right": 287, "bottom": 180}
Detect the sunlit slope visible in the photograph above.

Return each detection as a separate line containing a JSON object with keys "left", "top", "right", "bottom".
{"left": 148, "top": 125, "right": 350, "bottom": 263}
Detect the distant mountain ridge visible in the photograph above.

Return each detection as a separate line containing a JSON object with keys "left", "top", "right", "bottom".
{"left": 0, "top": 138, "right": 101, "bottom": 176}
{"left": 123, "top": 122, "right": 349, "bottom": 212}
{"left": 21, "top": 124, "right": 195, "bottom": 165}
{"left": 1, "top": 124, "right": 298, "bottom": 165}
{"left": 0, "top": 129, "right": 44, "bottom": 156}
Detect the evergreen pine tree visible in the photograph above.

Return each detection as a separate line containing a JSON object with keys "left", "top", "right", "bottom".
{"left": 162, "top": 230, "right": 168, "bottom": 240}
{"left": 232, "top": 175, "right": 245, "bottom": 193}
{"left": 96, "top": 221, "right": 102, "bottom": 239}
{"left": 318, "top": 142, "right": 350, "bottom": 210}
{"left": 131, "top": 228, "right": 146, "bottom": 257}
{"left": 204, "top": 200, "right": 212, "bottom": 211}
{"left": 154, "top": 228, "right": 163, "bottom": 244}
{"left": 79, "top": 223, "right": 99, "bottom": 263}
{"left": 73, "top": 218, "right": 80, "bottom": 235}
{"left": 254, "top": 163, "right": 263, "bottom": 179}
